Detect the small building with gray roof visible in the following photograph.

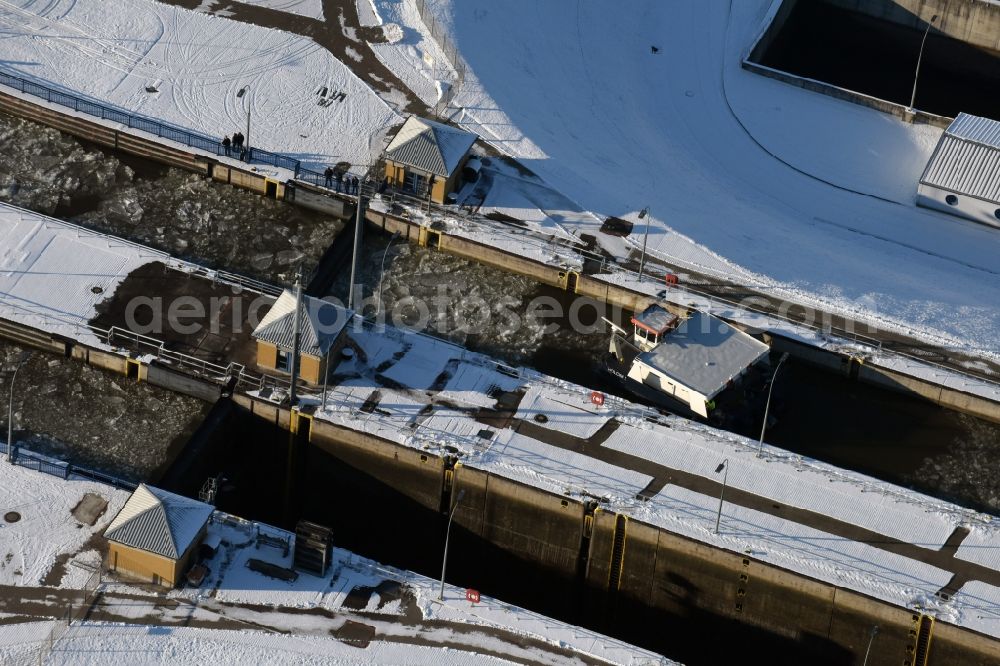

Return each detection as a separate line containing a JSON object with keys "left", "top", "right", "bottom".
{"left": 252, "top": 290, "right": 352, "bottom": 384}
{"left": 918, "top": 112, "right": 1000, "bottom": 230}
{"left": 105, "top": 484, "right": 214, "bottom": 587}
{"left": 383, "top": 115, "right": 477, "bottom": 204}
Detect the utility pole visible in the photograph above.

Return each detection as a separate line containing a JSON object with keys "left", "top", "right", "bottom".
{"left": 638, "top": 207, "right": 650, "bottom": 279}
{"left": 348, "top": 169, "right": 366, "bottom": 310}
{"left": 714, "top": 459, "right": 729, "bottom": 535}
{"left": 439, "top": 488, "right": 466, "bottom": 601}
{"left": 236, "top": 85, "right": 251, "bottom": 158}
{"left": 908, "top": 15, "right": 938, "bottom": 112}
{"left": 6, "top": 351, "right": 31, "bottom": 463}
{"left": 289, "top": 267, "right": 303, "bottom": 406}
{"left": 757, "top": 352, "right": 790, "bottom": 458}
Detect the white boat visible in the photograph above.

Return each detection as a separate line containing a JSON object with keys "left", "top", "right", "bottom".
{"left": 603, "top": 304, "right": 771, "bottom": 419}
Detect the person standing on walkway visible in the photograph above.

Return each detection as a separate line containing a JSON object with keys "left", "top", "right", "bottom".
{"left": 324, "top": 167, "right": 334, "bottom": 188}
{"left": 335, "top": 170, "right": 343, "bottom": 193}
{"left": 352, "top": 176, "right": 359, "bottom": 195}
{"left": 221, "top": 135, "right": 231, "bottom": 156}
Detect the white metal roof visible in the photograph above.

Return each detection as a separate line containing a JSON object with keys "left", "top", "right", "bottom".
{"left": 920, "top": 113, "right": 1000, "bottom": 204}
{"left": 636, "top": 311, "right": 770, "bottom": 399}
{"left": 384, "top": 116, "right": 477, "bottom": 177}
{"left": 252, "top": 290, "right": 352, "bottom": 356}
{"left": 105, "top": 484, "right": 213, "bottom": 560}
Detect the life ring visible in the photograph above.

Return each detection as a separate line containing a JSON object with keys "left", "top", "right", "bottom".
{"left": 591, "top": 391, "right": 605, "bottom": 407}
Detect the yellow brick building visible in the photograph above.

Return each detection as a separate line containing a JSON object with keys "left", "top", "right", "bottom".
{"left": 105, "top": 484, "right": 214, "bottom": 588}
{"left": 383, "top": 116, "right": 477, "bottom": 204}
{"left": 252, "top": 291, "right": 351, "bottom": 385}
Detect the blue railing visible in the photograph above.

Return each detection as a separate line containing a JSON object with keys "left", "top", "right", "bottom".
{"left": 0, "top": 69, "right": 301, "bottom": 176}
{"left": 0, "top": 439, "right": 137, "bottom": 491}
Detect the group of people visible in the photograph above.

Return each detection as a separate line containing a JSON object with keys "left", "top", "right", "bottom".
{"left": 220, "top": 132, "right": 247, "bottom": 159}
{"left": 324, "top": 167, "right": 360, "bottom": 195}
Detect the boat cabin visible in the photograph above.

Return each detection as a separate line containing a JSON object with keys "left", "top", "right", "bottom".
{"left": 630, "top": 304, "right": 680, "bottom": 351}
{"left": 623, "top": 310, "right": 770, "bottom": 418}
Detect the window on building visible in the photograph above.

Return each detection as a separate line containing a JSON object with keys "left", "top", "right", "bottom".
{"left": 406, "top": 171, "right": 426, "bottom": 194}
{"left": 276, "top": 349, "right": 291, "bottom": 372}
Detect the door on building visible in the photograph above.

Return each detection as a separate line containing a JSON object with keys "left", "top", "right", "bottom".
{"left": 406, "top": 171, "right": 426, "bottom": 195}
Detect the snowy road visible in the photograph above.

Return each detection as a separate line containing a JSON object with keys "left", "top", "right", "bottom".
{"left": 442, "top": 0, "right": 1000, "bottom": 358}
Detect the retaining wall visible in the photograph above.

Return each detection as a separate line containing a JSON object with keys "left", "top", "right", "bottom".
{"left": 228, "top": 389, "right": 999, "bottom": 664}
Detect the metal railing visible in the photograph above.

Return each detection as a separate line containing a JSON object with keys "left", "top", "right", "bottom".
{"left": 412, "top": 0, "right": 466, "bottom": 115}
{"left": 0, "top": 438, "right": 137, "bottom": 491}
{"left": 0, "top": 68, "right": 300, "bottom": 174}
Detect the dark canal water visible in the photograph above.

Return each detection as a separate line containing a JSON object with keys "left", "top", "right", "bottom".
{"left": 755, "top": 0, "right": 1000, "bottom": 120}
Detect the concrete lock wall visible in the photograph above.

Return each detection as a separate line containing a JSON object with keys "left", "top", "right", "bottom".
{"left": 0, "top": 85, "right": 292, "bottom": 202}
{"left": 453, "top": 464, "right": 587, "bottom": 575}
{"left": 228, "top": 391, "right": 1000, "bottom": 663}
{"left": 821, "top": 0, "right": 1000, "bottom": 52}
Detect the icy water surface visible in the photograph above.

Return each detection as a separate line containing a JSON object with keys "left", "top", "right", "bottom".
{"left": 0, "top": 113, "right": 342, "bottom": 285}
{"left": 0, "top": 342, "right": 209, "bottom": 481}
{"left": 2, "top": 110, "right": 999, "bottom": 514}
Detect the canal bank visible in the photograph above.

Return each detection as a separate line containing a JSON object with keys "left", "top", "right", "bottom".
{"left": 2, "top": 206, "right": 999, "bottom": 665}
{"left": 0, "top": 56, "right": 996, "bottom": 429}
{"left": 362, "top": 205, "right": 1000, "bottom": 426}
{"left": 2, "top": 99, "right": 998, "bottom": 511}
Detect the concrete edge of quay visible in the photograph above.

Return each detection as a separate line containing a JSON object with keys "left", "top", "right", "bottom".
{"left": 0, "top": 310, "right": 997, "bottom": 664}
{"left": 0, "top": 77, "right": 996, "bottom": 425}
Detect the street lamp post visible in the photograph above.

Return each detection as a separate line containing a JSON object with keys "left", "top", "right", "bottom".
{"left": 637, "top": 207, "right": 650, "bottom": 279}
{"left": 862, "top": 625, "right": 880, "bottom": 666}
{"left": 347, "top": 169, "right": 367, "bottom": 310}
{"left": 375, "top": 231, "right": 401, "bottom": 317}
{"left": 908, "top": 14, "right": 938, "bottom": 112}
{"left": 439, "top": 488, "right": 466, "bottom": 601}
{"left": 757, "top": 352, "right": 790, "bottom": 458}
{"left": 236, "top": 85, "right": 251, "bottom": 159}
{"left": 7, "top": 351, "right": 31, "bottom": 463}
{"left": 714, "top": 459, "right": 728, "bottom": 534}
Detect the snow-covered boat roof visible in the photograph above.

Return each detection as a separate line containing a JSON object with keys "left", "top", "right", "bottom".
{"left": 631, "top": 303, "right": 679, "bottom": 335}
{"left": 252, "top": 290, "right": 351, "bottom": 357}
{"left": 635, "top": 311, "right": 770, "bottom": 399}
{"left": 920, "top": 113, "right": 1000, "bottom": 204}
{"left": 105, "top": 484, "right": 213, "bottom": 560}
{"left": 384, "top": 116, "right": 477, "bottom": 178}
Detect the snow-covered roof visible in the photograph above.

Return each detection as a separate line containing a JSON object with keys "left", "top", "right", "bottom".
{"left": 920, "top": 113, "right": 1000, "bottom": 204}
{"left": 632, "top": 304, "right": 679, "bottom": 335}
{"left": 105, "top": 484, "right": 213, "bottom": 560}
{"left": 384, "top": 116, "right": 477, "bottom": 177}
{"left": 252, "top": 290, "right": 351, "bottom": 357}
{"left": 636, "top": 311, "right": 770, "bottom": 399}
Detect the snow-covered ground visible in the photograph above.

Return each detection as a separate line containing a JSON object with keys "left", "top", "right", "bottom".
{"left": 357, "top": 0, "right": 458, "bottom": 108}
{"left": 408, "top": 0, "right": 1000, "bottom": 360}
{"left": 0, "top": 460, "right": 667, "bottom": 665}
{"left": 1, "top": 0, "right": 998, "bottom": 366}
{"left": 0, "top": 462, "right": 128, "bottom": 586}
{"left": 0, "top": 0, "right": 397, "bottom": 170}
